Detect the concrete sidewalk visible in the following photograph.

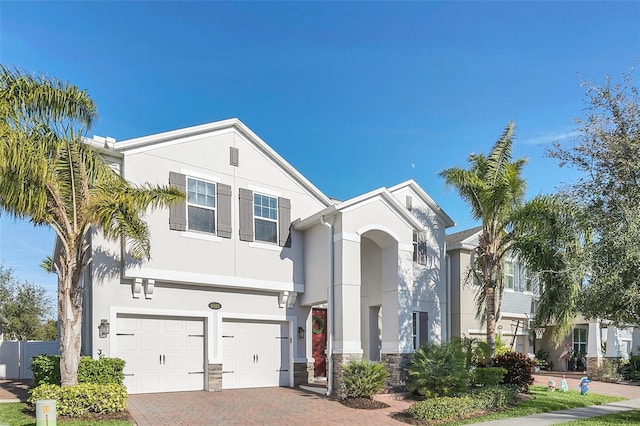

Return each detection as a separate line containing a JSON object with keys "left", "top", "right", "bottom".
{"left": 473, "top": 398, "right": 640, "bottom": 425}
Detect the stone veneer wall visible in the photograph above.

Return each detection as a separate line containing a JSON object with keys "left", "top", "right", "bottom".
{"left": 331, "top": 353, "right": 362, "bottom": 398}
{"left": 208, "top": 364, "right": 222, "bottom": 392}
{"left": 293, "top": 362, "right": 314, "bottom": 386}
{"left": 381, "top": 353, "right": 411, "bottom": 392}
{"left": 586, "top": 356, "right": 602, "bottom": 377}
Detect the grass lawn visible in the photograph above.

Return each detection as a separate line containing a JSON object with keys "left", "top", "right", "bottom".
{"left": 564, "top": 409, "right": 640, "bottom": 425}
{"left": 0, "top": 402, "right": 133, "bottom": 426}
{"left": 444, "top": 386, "right": 626, "bottom": 425}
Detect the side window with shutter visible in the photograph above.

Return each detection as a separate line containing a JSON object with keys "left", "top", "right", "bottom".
{"left": 170, "top": 172, "right": 232, "bottom": 238}
{"left": 239, "top": 188, "right": 291, "bottom": 247}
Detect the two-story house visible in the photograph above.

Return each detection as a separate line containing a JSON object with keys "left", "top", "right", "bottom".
{"left": 77, "top": 118, "right": 454, "bottom": 395}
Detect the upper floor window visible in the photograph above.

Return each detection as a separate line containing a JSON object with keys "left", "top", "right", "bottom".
{"left": 504, "top": 260, "right": 514, "bottom": 290}
{"left": 187, "top": 178, "right": 216, "bottom": 234}
{"left": 254, "top": 193, "right": 278, "bottom": 243}
{"left": 169, "top": 171, "right": 232, "bottom": 239}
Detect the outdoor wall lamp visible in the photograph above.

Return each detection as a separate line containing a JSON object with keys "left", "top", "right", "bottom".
{"left": 298, "top": 327, "right": 305, "bottom": 339}
{"left": 98, "top": 319, "right": 110, "bottom": 338}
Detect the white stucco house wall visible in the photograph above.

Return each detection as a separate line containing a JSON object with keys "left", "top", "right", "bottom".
{"left": 76, "top": 118, "right": 455, "bottom": 395}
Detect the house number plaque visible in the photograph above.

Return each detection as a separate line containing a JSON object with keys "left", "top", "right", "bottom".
{"left": 208, "top": 302, "right": 222, "bottom": 310}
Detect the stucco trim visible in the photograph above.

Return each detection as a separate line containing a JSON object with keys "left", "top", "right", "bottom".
{"left": 122, "top": 266, "right": 304, "bottom": 293}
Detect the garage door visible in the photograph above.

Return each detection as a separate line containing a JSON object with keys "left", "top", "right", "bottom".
{"left": 116, "top": 315, "right": 205, "bottom": 394}
{"left": 221, "top": 320, "right": 290, "bottom": 389}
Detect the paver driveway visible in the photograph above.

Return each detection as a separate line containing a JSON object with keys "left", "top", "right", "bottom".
{"left": 127, "top": 386, "right": 410, "bottom": 426}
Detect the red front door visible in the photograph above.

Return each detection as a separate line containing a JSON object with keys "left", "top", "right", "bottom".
{"left": 311, "top": 308, "right": 327, "bottom": 377}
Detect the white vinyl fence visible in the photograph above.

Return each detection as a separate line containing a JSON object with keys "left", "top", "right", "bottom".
{"left": 0, "top": 340, "right": 60, "bottom": 379}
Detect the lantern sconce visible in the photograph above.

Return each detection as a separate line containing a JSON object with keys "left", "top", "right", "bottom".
{"left": 98, "top": 319, "right": 110, "bottom": 338}
{"left": 298, "top": 327, "right": 305, "bottom": 339}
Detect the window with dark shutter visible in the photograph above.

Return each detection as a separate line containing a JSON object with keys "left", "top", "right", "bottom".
{"left": 169, "top": 172, "right": 187, "bottom": 231}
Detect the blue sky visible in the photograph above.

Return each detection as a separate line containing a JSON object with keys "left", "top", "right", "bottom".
{"left": 1, "top": 1, "right": 639, "bottom": 304}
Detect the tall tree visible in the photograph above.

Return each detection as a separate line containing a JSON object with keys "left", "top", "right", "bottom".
{"left": 0, "top": 263, "right": 54, "bottom": 340}
{"left": 549, "top": 67, "right": 640, "bottom": 325}
{"left": 440, "top": 122, "right": 526, "bottom": 357}
{"left": 0, "top": 67, "right": 183, "bottom": 386}
{"left": 508, "top": 195, "right": 589, "bottom": 341}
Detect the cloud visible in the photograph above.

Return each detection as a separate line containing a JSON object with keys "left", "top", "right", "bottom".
{"left": 411, "top": 163, "right": 416, "bottom": 169}
{"left": 520, "top": 130, "right": 579, "bottom": 146}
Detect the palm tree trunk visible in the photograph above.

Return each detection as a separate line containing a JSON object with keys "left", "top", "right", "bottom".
{"left": 58, "top": 259, "right": 83, "bottom": 387}
{"left": 485, "top": 286, "right": 496, "bottom": 361}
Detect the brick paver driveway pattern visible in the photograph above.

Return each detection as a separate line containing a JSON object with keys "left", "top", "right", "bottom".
{"left": 127, "top": 375, "right": 640, "bottom": 426}
{"left": 128, "top": 387, "right": 409, "bottom": 426}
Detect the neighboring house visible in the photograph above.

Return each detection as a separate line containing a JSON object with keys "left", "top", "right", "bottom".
{"left": 71, "top": 118, "right": 455, "bottom": 395}
{"left": 446, "top": 226, "right": 640, "bottom": 372}
{"left": 446, "top": 227, "right": 538, "bottom": 356}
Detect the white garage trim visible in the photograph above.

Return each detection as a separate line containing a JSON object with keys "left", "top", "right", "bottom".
{"left": 216, "top": 313, "right": 297, "bottom": 387}
{"left": 109, "top": 307, "right": 215, "bottom": 365}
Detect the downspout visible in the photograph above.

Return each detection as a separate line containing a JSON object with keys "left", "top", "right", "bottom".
{"left": 446, "top": 252, "right": 451, "bottom": 342}
{"left": 320, "top": 215, "right": 334, "bottom": 396}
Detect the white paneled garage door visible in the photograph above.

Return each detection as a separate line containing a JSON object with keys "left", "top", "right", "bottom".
{"left": 221, "top": 320, "right": 290, "bottom": 389}
{"left": 116, "top": 315, "right": 205, "bottom": 394}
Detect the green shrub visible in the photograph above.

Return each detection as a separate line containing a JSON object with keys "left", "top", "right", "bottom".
{"left": 407, "top": 385, "right": 519, "bottom": 422}
{"left": 469, "top": 384, "right": 518, "bottom": 407}
{"left": 492, "top": 351, "right": 535, "bottom": 391}
{"left": 29, "top": 383, "right": 127, "bottom": 416}
{"left": 405, "top": 341, "right": 470, "bottom": 398}
{"left": 407, "top": 395, "right": 477, "bottom": 421}
{"left": 474, "top": 367, "right": 507, "bottom": 386}
{"left": 78, "top": 356, "right": 125, "bottom": 385}
{"left": 342, "top": 360, "right": 389, "bottom": 399}
{"left": 31, "top": 354, "right": 125, "bottom": 386}
{"left": 31, "top": 355, "right": 61, "bottom": 387}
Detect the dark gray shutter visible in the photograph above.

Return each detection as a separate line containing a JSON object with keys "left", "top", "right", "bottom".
{"left": 406, "top": 195, "right": 412, "bottom": 211}
{"left": 419, "top": 312, "right": 429, "bottom": 346}
{"left": 230, "top": 147, "right": 239, "bottom": 167}
{"left": 278, "top": 197, "right": 291, "bottom": 247}
{"left": 217, "top": 183, "right": 232, "bottom": 238}
{"left": 169, "top": 172, "right": 187, "bottom": 231}
{"left": 418, "top": 231, "right": 427, "bottom": 265}
{"left": 239, "top": 188, "right": 253, "bottom": 242}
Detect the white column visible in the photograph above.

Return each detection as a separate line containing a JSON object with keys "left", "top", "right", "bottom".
{"left": 586, "top": 321, "right": 602, "bottom": 358}
{"left": 332, "top": 236, "right": 363, "bottom": 355}
{"left": 633, "top": 327, "right": 640, "bottom": 355}
{"left": 605, "top": 326, "right": 621, "bottom": 358}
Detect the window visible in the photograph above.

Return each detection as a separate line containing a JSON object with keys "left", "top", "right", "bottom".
{"left": 504, "top": 260, "right": 514, "bottom": 290}
{"left": 521, "top": 267, "right": 532, "bottom": 292}
{"left": 412, "top": 311, "right": 428, "bottom": 350}
{"left": 254, "top": 193, "right": 278, "bottom": 243}
{"left": 573, "top": 327, "right": 587, "bottom": 355}
{"left": 412, "top": 232, "right": 418, "bottom": 262}
{"left": 187, "top": 178, "right": 216, "bottom": 233}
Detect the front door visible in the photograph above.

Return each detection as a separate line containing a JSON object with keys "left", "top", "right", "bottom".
{"left": 311, "top": 308, "right": 327, "bottom": 377}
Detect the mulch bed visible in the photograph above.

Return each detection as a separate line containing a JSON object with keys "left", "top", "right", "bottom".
{"left": 339, "top": 397, "right": 390, "bottom": 409}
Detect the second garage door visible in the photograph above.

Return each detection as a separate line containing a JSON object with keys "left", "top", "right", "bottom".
{"left": 116, "top": 315, "right": 205, "bottom": 394}
{"left": 221, "top": 320, "right": 290, "bottom": 389}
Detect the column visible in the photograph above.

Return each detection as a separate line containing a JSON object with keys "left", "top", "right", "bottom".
{"left": 586, "top": 321, "right": 602, "bottom": 374}
{"left": 605, "top": 326, "right": 621, "bottom": 358}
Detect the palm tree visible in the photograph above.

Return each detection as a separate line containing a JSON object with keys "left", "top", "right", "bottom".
{"left": 439, "top": 122, "right": 526, "bottom": 357}
{"left": 0, "top": 67, "right": 183, "bottom": 386}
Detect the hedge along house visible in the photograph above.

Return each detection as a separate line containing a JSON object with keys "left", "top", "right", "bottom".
{"left": 72, "top": 118, "right": 454, "bottom": 395}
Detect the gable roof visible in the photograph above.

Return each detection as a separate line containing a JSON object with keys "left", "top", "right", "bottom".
{"left": 388, "top": 180, "right": 455, "bottom": 228}
{"left": 446, "top": 226, "right": 482, "bottom": 251}
{"left": 92, "top": 118, "right": 333, "bottom": 207}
